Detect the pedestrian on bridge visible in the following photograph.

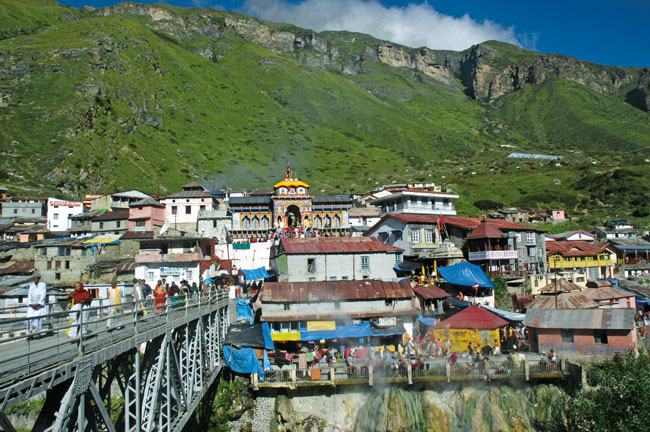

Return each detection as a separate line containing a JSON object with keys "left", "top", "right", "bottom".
{"left": 66, "top": 282, "right": 93, "bottom": 339}
{"left": 106, "top": 280, "right": 123, "bottom": 330}
{"left": 26, "top": 273, "right": 47, "bottom": 338}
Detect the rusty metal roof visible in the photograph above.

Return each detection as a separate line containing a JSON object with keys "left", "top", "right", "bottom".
{"left": 121, "top": 231, "right": 154, "bottom": 240}
{"left": 280, "top": 237, "right": 403, "bottom": 255}
{"left": 467, "top": 221, "right": 506, "bottom": 239}
{"left": 432, "top": 305, "right": 509, "bottom": 329}
{"left": 583, "top": 287, "right": 635, "bottom": 302}
{"left": 413, "top": 285, "right": 450, "bottom": 300}
{"left": 526, "top": 292, "right": 600, "bottom": 309}
{"left": 524, "top": 308, "right": 635, "bottom": 330}
{"left": 261, "top": 309, "right": 420, "bottom": 322}
{"left": 539, "top": 279, "right": 583, "bottom": 293}
{"left": 93, "top": 209, "right": 129, "bottom": 221}
{"left": 546, "top": 240, "right": 609, "bottom": 257}
{"left": 0, "top": 260, "right": 35, "bottom": 276}
{"left": 260, "top": 279, "right": 414, "bottom": 303}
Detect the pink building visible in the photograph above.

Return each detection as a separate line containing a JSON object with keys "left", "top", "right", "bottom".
{"left": 128, "top": 198, "right": 166, "bottom": 232}
{"left": 550, "top": 209, "right": 566, "bottom": 221}
{"left": 160, "top": 183, "right": 217, "bottom": 232}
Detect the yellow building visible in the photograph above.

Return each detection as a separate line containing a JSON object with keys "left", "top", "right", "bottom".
{"left": 546, "top": 240, "right": 613, "bottom": 280}
{"left": 432, "top": 305, "right": 508, "bottom": 352}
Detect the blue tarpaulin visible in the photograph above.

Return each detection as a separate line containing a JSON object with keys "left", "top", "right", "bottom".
{"left": 445, "top": 296, "right": 473, "bottom": 309}
{"left": 418, "top": 315, "right": 436, "bottom": 326}
{"left": 236, "top": 298, "right": 254, "bottom": 323}
{"left": 437, "top": 261, "right": 495, "bottom": 288}
{"left": 394, "top": 261, "right": 421, "bottom": 272}
{"left": 261, "top": 322, "right": 274, "bottom": 351}
{"left": 223, "top": 345, "right": 263, "bottom": 374}
{"left": 240, "top": 267, "right": 270, "bottom": 281}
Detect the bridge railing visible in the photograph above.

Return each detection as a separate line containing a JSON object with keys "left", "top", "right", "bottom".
{"left": 0, "top": 289, "right": 229, "bottom": 381}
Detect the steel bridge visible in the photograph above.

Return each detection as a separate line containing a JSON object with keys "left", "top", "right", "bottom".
{"left": 0, "top": 291, "right": 231, "bottom": 432}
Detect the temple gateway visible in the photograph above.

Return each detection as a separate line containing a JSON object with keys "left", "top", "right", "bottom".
{"left": 228, "top": 168, "right": 352, "bottom": 240}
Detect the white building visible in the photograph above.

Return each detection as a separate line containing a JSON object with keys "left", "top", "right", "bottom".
{"left": 47, "top": 198, "right": 83, "bottom": 231}
{"left": 371, "top": 190, "right": 458, "bottom": 216}
{"left": 160, "top": 183, "right": 217, "bottom": 233}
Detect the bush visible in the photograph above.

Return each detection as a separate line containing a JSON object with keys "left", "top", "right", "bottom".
{"left": 474, "top": 199, "right": 503, "bottom": 210}
{"left": 568, "top": 349, "right": 650, "bottom": 431}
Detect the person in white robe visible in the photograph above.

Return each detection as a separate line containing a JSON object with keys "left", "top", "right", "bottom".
{"left": 26, "top": 274, "right": 47, "bottom": 337}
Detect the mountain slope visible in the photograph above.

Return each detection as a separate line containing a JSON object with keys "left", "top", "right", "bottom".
{"left": 0, "top": 1, "right": 648, "bottom": 224}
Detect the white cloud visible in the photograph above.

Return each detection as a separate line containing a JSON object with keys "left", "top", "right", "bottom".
{"left": 242, "top": 0, "right": 527, "bottom": 51}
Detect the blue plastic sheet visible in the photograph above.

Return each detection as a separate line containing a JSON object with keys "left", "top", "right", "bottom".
{"left": 236, "top": 298, "right": 254, "bottom": 323}
{"left": 418, "top": 314, "right": 436, "bottom": 326}
{"left": 299, "top": 322, "right": 372, "bottom": 341}
{"left": 437, "top": 261, "right": 495, "bottom": 288}
{"left": 261, "top": 322, "right": 274, "bottom": 351}
{"left": 223, "top": 345, "right": 262, "bottom": 374}
{"left": 240, "top": 267, "right": 270, "bottom": 281}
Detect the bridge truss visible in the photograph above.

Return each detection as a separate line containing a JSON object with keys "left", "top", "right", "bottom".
{"left": 0, "top": 293, "right": 230, "bottom": 432}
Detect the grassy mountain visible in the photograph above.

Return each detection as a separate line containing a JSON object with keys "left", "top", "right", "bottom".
{"left": 0, "top": 1, "right": 649, "bottom": 226}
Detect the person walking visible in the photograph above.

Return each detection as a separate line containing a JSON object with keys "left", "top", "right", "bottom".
{"left": 26, "top": 273, "right": 47, "bottom": 339}
{"left": 66, "top": 282, "right": 93, "bottom": 339}
{"left": 106, "top": 280, "right": 123, "bottom": 330}
{"left": 154, "top": 280, "right": 167, "bottom": 313}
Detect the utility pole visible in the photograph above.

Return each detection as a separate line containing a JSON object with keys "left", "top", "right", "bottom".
{"left": 554, "top": 258, "right": 558, "bottom": 309}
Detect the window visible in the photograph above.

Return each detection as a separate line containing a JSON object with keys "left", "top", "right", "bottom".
{"left": 47, "top": 261, "right": 52, "bottom": 270}
{"left": 58, "top": 247, "right": 71, "bottom": 256}
{"left": 31, "top": 209, "right": 35, "bottom": 214}
{"left": 412, "top": 229, "right": 420, "bottom": 243}
{"left": 307, "top": 258, "right": 316, "bottom": 273}
{"left": 527, "top": 246, "right": 536, "bottom": 257}
{"left": 561, "top": 329, "right": 574, "bottom": 343}
{"left": 361, "top": 256, "right": 369, "bottom": 270}
{"left": 40, "top": 248, "right": 47, "bottom": 256}
{"left": 242, "top": 217, "right": 250, "bottom": 230}
{"left": 425, "top": 229, "right": 434, "bottom": 243}
{"left": 526, "top": 232, "right": 535, "bottom": 244}
{"left": 171, "top": 206, "right": 177, "bottom": 215}
{"left": 594, "top": 330, "right": 608, "bottom": 344}
{"left": 185, "top": 206, "right": 191, "bottom": 215}
{"left": 395, "top": 253, "right": 402, "bottom": 265}
{"left": 200, "top": 205, "right": 206, "bottom": 211}
{"left": 116, "top": 221, "right": 121, "bottom": 228}
{"left": 308, "top": 277, "right": 316, "bottom": 282}
{"left": 329, "top": 276, "right": 337, "bottom": 281}
{"left": 13, "top": 209, "right": 17, "bottom": 214}
{"left": 262, "top": 216, "right": 269, "bottom": 229}
{"left": 55, "top": 272, "right": 61, "bottom": 280}
{"left": 81, "top": 248, "right": 87, "bottom": 256}
{"left": 333, "top": 215, "right": 340, "bottom": 228}
{"left": 283, "top": 304, "right": 291, "bottom": 311}
{"left": 55, "top": 261, "right": 61, "bottom": 269}
{"left": 335, "top": 302, "right": 341, "bottom": 309}
{"left": 136, "top": 220, "right": 145, "bottom": 227}
{"left": 64, "top": 261, "right": 70, "bottom": 269}
{"left": 147, "top": 271, "right": 155, "bottom": 281}
{"left": 99, "top": 222, "right": 104, "bottom": 229}
{"left": 53, "top": 213, "right": 59, "bottom": 220}
{"left": 213, "top": 220, "right": 217, "bottom": 228}
{"left": 252, "top": 217, "right": 259, "bottom": 230}
{"left": 341, "top": 276, "right": 349, "bottom": 280}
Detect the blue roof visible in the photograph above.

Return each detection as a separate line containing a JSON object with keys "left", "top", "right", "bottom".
{"left": 437, "top": 261, "right": 495, "bottom": 288}
{"left": 240, "top": 267, "right": 270, "bottom": 281}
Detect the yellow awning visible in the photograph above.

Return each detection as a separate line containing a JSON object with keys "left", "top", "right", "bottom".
{"left": 83, "top": 237, "right": 120, "bottom": 244}
{"left": 271, "top": 331, "right": 301, "bottom": 341}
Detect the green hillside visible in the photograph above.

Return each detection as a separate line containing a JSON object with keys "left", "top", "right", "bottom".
{"left": 0, "top": 1, "right": 648, "bottom": 226}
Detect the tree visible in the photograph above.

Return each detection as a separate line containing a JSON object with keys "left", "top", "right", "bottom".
{"left": 569, "top": 349, "right": 650, "bottom": 431}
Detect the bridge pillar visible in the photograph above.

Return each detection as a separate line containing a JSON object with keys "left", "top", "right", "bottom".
{"left": 407, "top": 365, "right": 412, "bottom": 385}
{"left": 524, "top": 361, "right": 530, "bottom": 381}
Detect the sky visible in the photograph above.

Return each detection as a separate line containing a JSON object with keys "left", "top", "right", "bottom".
{"left": 57, "top": 0, "right": 650, "bottom": 67}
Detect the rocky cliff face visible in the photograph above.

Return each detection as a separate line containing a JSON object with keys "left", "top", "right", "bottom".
{"left": 95, "top": 4, "right": 646, "bottom": 110}
{"left": 625, "top": 68, "right": 650, "bottom": 112}
{"left": 459, "top": 43, "right": 634, "bottom": 101}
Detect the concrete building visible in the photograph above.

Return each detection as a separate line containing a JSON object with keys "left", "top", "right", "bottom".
{"left": 133, "top": 237, "right": 217, "bottom": 286}
{"left": 197, "top": 210, "right": 231, "bottom": 243}
{"left": 68, "top": 212, "right": 97, "bottom": 238}
{"left": 128, "top": 198, "right": 166, "bottom": 233}
{"left": 161, "top": 183, "right": 217, "bottom": 234}
{"left": 594, "top": 221, "right": 636, "bottom": 240}
{"left": 47, "top": 198, "right": 83, "bottom": 232}
{"left": 91, "top": 210, "right": 129, "bottom": 236}
{"left": 271, "top": 237, "right": 403, "bottom": 283}
{"left": 546, "top": 240, "right": 613, "bottom": 281}
{"left": 525, "top": 308, "right": 637, "bottom": 356}
{"left": 348, "top": 207, "right": 381, "bottom": 229}
{"left": 371, "top": 190, "right": 458, "bottom": 216}
{"left": 546, "top": 230, "right": 596, "bottom": 242}
{"left": 34, "top": 238, "right": 94, "bottom": 284}
{"left": 1, "top": 196, "right": 47, "bottom": 219}
{"left": 90, "top": 190, "right": 152, "bottom": 211}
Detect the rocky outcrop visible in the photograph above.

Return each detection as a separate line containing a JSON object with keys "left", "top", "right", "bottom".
{"left": 625, "top": 68, "right": 650, "bottom": 112}
{"left": 374, "top": 43, "right": 457, "bottom": 85}
{"left": 460, "top": 43, "right": 633, "bottom": 101}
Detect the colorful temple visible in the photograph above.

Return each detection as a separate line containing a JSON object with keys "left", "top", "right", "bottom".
{"left": 228, "top": 167, "right": 353, "bottom": 240}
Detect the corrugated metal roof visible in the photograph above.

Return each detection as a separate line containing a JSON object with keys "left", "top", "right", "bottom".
{"left": 261, "top": 309, "right": 420, "bottom": 322}
{"left": 432, "top": 305, "right": 509, "bottom": 329}
{"left": 93, "top": 209, "right": 129, "bottom": 221}
{"left": 468, "top": 221, "right": 506, "bottom": 239}
{"left": 228, "top": 196, "right": 273, "bottom": 206}
{"left": 524, "top": 308, "right": 635, "bottom": 330}
{"left": 120, "top": 231, "right": 154, "bottom": 240}
{"left": 112, "top": 190, "right": 151, "bottom": 199}
{"left": 130, "top": 198, "right": 163, "bottom": 207}
{"left": 526, "top": 292, "right": 600, "bottom": 309}
{"left": 116, "top": 259, "right": 137, "bottom": 274}
{"left": 0, "top": 260, "right": 35, "bottom": 276}
{"left": 280, "top": 237, "right": 403, "bottom": 254}
{"left": 413, "top": 285, "right": 450, "bottom": 300}
{"left": 260, "top": 279, "right": 414, "bottom": 303}
{"left": 583, "top": 287, "right": 635, "bottom": 302}
{"left": 539, "top": 279, "right": 583, "bottom": 293}
{"left": 546, "top": 240, "right": 609, "bottom": 257}
{"left": 164, "top": 190, "right": 212, "bottom": 199}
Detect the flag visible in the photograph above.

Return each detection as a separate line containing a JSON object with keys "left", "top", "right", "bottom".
{"left": 439, "top": 214, "right": 445, "bottom": 229}
{"left": 473, "top": 282, "right": 479, "bottom": 290}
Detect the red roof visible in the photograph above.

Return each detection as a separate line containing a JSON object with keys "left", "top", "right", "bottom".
{"left": 280, "top": 237, "right": 403, "bottom": 254}
{"left": 366, "top": 214, "right": 544, "bottom": 236}
{"left": 413, "top": 285, "right": 450, "bottom": 300}
{"left": 121, "top": 231, "right": 154, "bottom": 240}
{"left": 546, "top": 240, "right": 609, "bottom": 257}
{"left": 468, "top": 221, "right": 506, "bottom": 239}
{"left": 433, "top": 305, "right": 509, "bottom": 329}
{"left": 261, "top": 279, "right": 414, "bottom": 302}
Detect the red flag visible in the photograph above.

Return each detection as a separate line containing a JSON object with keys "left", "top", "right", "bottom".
{"left": 473, "top": 282, "right": 479, "bottom": 291}
{"left": 439, "top": 214, "right": 445, "bottom": 229}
